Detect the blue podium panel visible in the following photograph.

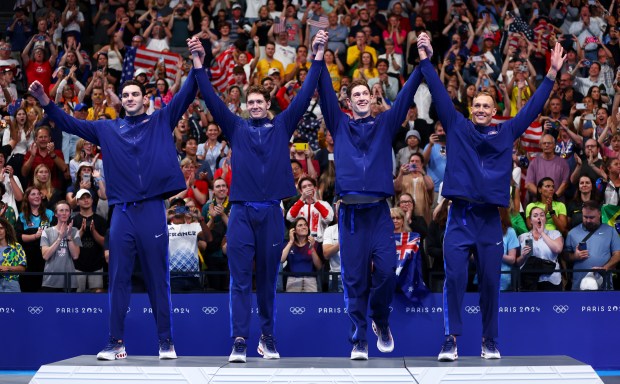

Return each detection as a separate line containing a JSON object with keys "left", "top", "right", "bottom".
{"left": 1, "top": 292, "right": 618, "bottom": 370}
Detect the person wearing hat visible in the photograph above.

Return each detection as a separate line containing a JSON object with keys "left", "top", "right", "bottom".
{"left": 274, "top": 27, "right": 297, "bottom": 68}
{"left": 395, "top": 129, "right": 422, "bottom": 169}
{"left": 66, "top": 161, "right": 106, "bottom": 212}
{"left": 565, "top": 200, "right": 620, "bottom": 291}
{"left": 133, "top": 67, "right": 149, "bottom": 85}
{"left": 256, "top": 42, "right": 284, "bottom": 82}
{"left": 394, "top": 152, "right": 434, "bottom": 225}
{"left": 191, "top": 31, "right": 326, "bottom": 362}
{"left": 229, "top": 3, "right": 252, "bottom": 43}
{"left": 28, "top": 37, "right": 204, "bottom": 361}
{"left": 22, "top": 35, "right": 58, "bottom": 96}
{"left": 72, "top": 188, "right": 108, "bottom": 293}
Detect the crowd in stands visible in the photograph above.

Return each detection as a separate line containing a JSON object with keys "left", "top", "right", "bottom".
{"left": 2, "top": 0, "right": 620, "bottom": 293}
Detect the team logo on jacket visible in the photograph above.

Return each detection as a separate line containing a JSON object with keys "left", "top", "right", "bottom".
{"left": 264, "top": 123, "right": 273, "bottom": 128}
{"left": 487, "top": 130, "right": 498, "bottom": 135}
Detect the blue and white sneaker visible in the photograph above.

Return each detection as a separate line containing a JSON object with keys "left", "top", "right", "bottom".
{"left": 97, "top": 337, "right": 127, "bottom": 360}
{"left": 257, "top": 335, "right": 280, "bottom": 359}
{"left": 350, "top": 340, "right": 369, "bottom": 360}
{"left": 159, "top": 339, "right": 177, "bottom": 359}
{"left": 372, "top": 321, "right": 394, "bottom": 353}
{"left": 229, "top": 337, "right": 247, "bottom": 363}
{"left": 481, "top": 338, "right": 501, "bottom": 359}
{"left": 438, "top": 335, "right": 458, "bottom": 362}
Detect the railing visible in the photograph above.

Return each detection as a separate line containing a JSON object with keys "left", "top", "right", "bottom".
{"left": 1, "top": 268, "right": 618, "bottom": 293}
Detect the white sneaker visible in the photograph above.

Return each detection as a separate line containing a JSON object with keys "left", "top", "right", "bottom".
{"left": 257, "top": 335, "right": 280, "bottom": 359}
{"left": 372, "top": 321, "right": 394, "bottom": 353}
{"left": 159, "top": 339, "right": 178, "bottom": 359}
{"left": 97, "top": 337, "right": 127, "bottom": 361}
{"left": 350, "top": 341, "right": 369, "bottom": 360}
{"left": 481, "top": 338, "right": 501, "bottom": 359}
{"left": 229, "top": 337, "right": 247, "bottom": 363}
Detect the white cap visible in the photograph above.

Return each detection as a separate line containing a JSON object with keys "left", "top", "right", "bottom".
{"left": 75, "top": 189, "right": 92, "bottom": 199}
{"left": 580, "top": 272, "right": 603, "bottom": 291}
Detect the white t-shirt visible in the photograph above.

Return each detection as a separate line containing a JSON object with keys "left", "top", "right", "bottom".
{"left": 322, "top": 224, "right": 340, "bottom": 272}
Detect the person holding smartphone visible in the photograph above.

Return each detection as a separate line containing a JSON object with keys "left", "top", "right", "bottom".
{"left": 190, "top": 32, "right": 326, "bottom": 362}
{"left": 417, "top": 33, "right": 566, "bottom": 361}
{"left": 66, "top": 162, "right": 107, "bottom": 212}
{"left": 394, "top": 153, "right": 434, "bottom": 225}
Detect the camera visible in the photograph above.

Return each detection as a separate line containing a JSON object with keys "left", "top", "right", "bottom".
{"left": 436, "top": 134, "right": 446, "bottom": 143}
{"left": 578, "top": 241, "right": 587, "bottom": 251}
{"left": 176, "top": 7, "right": 186, "bottom": 14}
{"left": 519, "top": 65, "right": 528, "bottom": 72}
{"left": 407, "top": 163, "right": 417, "bottom": 172}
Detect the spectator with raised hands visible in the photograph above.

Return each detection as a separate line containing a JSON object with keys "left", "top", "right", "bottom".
{"left": 142, "top": 15, "right": 172, "bottom": 52}
{"left": 281, "top": 217, "right": 322, "bottom": 292}
{"left": 52, "top": 66, "right": 86, "bottom": 106}
{"left": 569, "top": 5, "right": 605, "bottom": 62}
{"left": 22, "top": 35, "right": 58, "bottom": 96}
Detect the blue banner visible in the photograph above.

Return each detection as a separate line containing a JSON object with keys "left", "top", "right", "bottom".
{"left": 2, "top": 292, "right": 618, "bottom": 370}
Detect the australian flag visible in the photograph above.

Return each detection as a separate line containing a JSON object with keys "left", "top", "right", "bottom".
{"left": 394, "top": 232, "right": 428, "bottom": 302}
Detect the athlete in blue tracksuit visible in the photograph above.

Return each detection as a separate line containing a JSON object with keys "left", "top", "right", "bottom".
{"left": 317, "top": 33, "right": 423, "bottom": 360}
{"left": 416, "top": 34, "right": 566, "bottom": 361}
{"left": 28, "top": 62, "right": 200, "bottom": 360}
{"left": 190, "top": 34, "right": 327, "bottom": 362}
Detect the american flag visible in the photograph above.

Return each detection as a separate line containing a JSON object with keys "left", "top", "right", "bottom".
{"left": 491, "top": 115, "right": 542, "bottom": 156}
{"left": 307, "top": 15, "right": 328, "bottom": 29}
{"left": 120, "top": 47, "right": 181, "bottom": 84}
{"left": 210, "top": 46, "right": 237, "bottom": 94}
{"left": 274, "top": 19, "right": 286, "bottom": 34}
{"left": 394, "top": 232, "right": 428, "bottom": 301}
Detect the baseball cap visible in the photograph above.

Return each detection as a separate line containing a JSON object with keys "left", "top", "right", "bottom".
{"left": 232, "top": 3, "right": 242, "bottom": 9}
{"left": 134, "top": 68, "right": 148, "bottom": 77}
{"left": 580, "top": 272, "right": 603, "bottom": 291}
{"left": 75, "top": 189, "right": 92, "bottom": 199}
{"left": 267, "top": 68, "right": 280, "bottom": 76}
{"left": 74, "top": 103, "right": 89, "bottom": 112}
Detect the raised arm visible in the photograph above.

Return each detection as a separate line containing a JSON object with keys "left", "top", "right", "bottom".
{"left": 189, "top": 38, "right": 241, "bottom": 141}
{"left": 279, "top": 31, "right": 327, "bottom": 137}
{"left": 28, "top": 80, "right": 100, "bottom": 144}
{"left": 508, "top": 42, "right": 565, "bottom": 139}
{"left": 417, "top": 33, "right": 460, "bottom": 133}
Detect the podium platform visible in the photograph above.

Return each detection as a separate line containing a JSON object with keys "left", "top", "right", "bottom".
{"left": 30, "top": 355, "right": 603, "bottom": 383}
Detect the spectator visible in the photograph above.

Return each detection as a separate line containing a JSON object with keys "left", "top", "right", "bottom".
{"left": 6, "top": 8, "right": 32, "bottom": 54}
{"left": 281, "top": 217, "right": 322, "bottom": 292}
{"left": 517, "top": 206, "right": 564, "bottom": 291}
{"left": 201, "top": 178, "right": 230, "bottom": 291}
{"left": 69, "top": 139, "right": 104, "bottom": 184}
{"left": 60, "top": 0, "right": 85, "bottom": 39}
{"left": 570, "top": 138, "right": 606, "bottom": 186}
{"left": 422, "top": 122, "right": 447, "bottom": 202}
{"left": 86, "top": 86, "right": 118, "bottom": 120}
{"left": 426, "top": 198, "right": 450, "bottom": 291}
{"left": 322, "top": 201, "right": 341, "bottom": 292}
{"left": 569, "top": 6, "right": 605, "bottom": 62}
{"left": 17, "top": 186, "right": 55, "bottom": 292}
{"left": 394, "top": 153, "right": 434, "bottom": 225}
{"left": 395, "top": 129, "right": 422, "bottom": 170}
{"left": 565, "top": 200, "right": 620, "bottom": 290}
{"left": 368, "top": 59, "right": 398, "bottom": 102}
{"left": 286, "top": 176, "right": 334, "bottom": 245}
{"left": 143, "top": 18, "right": 172, "bottom": 52}
{"left": 498, "top": 207, "right": 518, "bottom": 291}
{"left": 66, "top": 162, "right": 107, "bottom": 212}
{"left": 567, "top": 175, "right": 602, "bottom": 229}
{"left": 326, "top": 12, "right": 348, "bottom": 55}
{"left": 22, "top": 126, "right": 69, "bottom": 190}
{"left": 256, "top": 42, "right": 285, "bottom": 83}
{"left": 170, "top": 2, "right": 195, "bottom": 56}
{"left": 525, "top": 177, "right": 568, "bottom": 234}
{"left": 40, "top": 200, "right": 81, "bottom": 292}
{"left": 167, "top": 204, "right": 211, "bottom": 292}
{"left": 0, "top": 151, "right": 23, "bottom": 216}
{"left": 22, "top": 40, "right": 58, "bottom": 97}
{"left": 72, "top": 189, "right": 107, "bottom": 293}
{"left": 0, "top": 217, "right": 27, "bottom": 293}
{"left": 525, "top": 134, "right": 570, "bottom": 200}
{"left": 32, "top": 164, "right": 64, "bottom": 210}
{"left": 168, "top": 158, "right": 208, "bottom": 210}
{"left": 600, "top": 157, "right": 620, "bottom": 205}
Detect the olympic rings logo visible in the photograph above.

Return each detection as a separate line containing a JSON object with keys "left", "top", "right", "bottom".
{"left": 289, "top": 306, "right": 306, "bottom": 315}
{"left": 553, "top": 305, "right": 569, "bottom": 314}
{"left": 202, "top": 306, "right": 219, "bottom": 315}
{"left": 28, "top": 306, "right": 44, "bottom": 315}
{"left": 464, "top": 306, "right": 480, "bottom": 314}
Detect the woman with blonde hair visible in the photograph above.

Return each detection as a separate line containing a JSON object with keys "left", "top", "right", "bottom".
{"left": 2, "top": 107, "right": 34, "bottom": 185}
{"left": 32, "top": 163, "right": 64, "bottom": 210}
{"left": 390, "top": 207, "right": 411, "bottom": 233}
{"left": 69, "top": 139, "right": 104, "bottom": 183}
